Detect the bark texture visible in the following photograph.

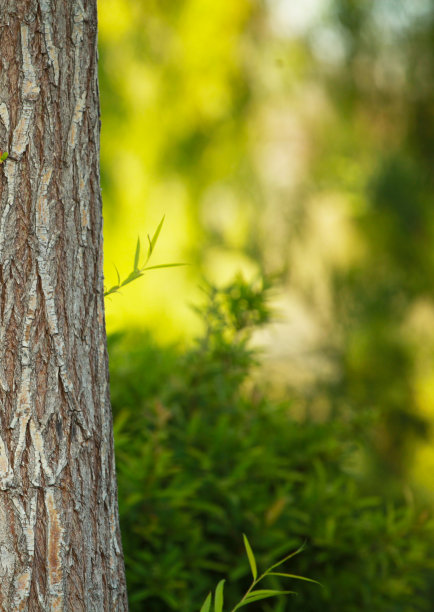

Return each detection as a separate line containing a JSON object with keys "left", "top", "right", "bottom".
{"left": 0, "top": 1, "right": 128, "bottom": 609}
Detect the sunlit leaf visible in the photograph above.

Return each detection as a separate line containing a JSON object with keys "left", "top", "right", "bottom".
{"left": 267, "top": 542, "right": 306, "bottom": 573}
{"left": 133, "top": 237, "right": 141, "bottom": 271}
{"left": 233, "top": 590, "right": 294, "bottom": 609}
{"left": 147, "top": 215, "right": 165, "bottom": 260}
{"left": 144, "top": 263, "right": 186, "bottom": 271}
{"left": 200, "top": 592, "right": 212, "bottom": 612}
{"left": 104, "top": 285, "right": 120, "bottom": 297}
{"left": 121, "top": 270, "right": 143, "bottom": 287}
{"left": 114, "top": 264, "right": 121, "bottom": 286}
{"left": 267, "top": 572, "right": 322, "bottom": 586}
{"left": 214, "top": 579, "right": 225, "bottom": 612}
{"left": 243, "top": 534, "right": 257, "bottom": 581}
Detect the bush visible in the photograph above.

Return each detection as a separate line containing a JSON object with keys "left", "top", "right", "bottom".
{"left": 108, "top": 277, "right": 434, "bottom": 611}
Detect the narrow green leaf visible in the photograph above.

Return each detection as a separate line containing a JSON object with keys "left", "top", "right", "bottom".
{"left": 214, "top": 579, "right": 225, "bottom": 612}
{"left": 267, "top": 542, "right": 306, "bottom": 573}
{"left": 234, "top": 590, "right": 294, "bottom": 610}
{"left": 143, "top": 263, "right": 186, "bottom": 271}
{"left": 148, "top": 215, "right": 165, "bottom": 258}
{"left": 104, "top": 285, "right": 120, "bottom": 297}
{"left": 121, "top": 270, "right": 143, "bottom": 287}
{"left": 0, "top": 152, "right": 8, "bottom": 162}
{"left": 133, "top": 237, "right": 141, "bottom": 271}
{"left": 267, "top": 572, "right": 322, "bottom": 586}
{"left": 146, "top": 234, "right": 153, "bottom": 262}
{"left": 243, "top": 534, "right": 257, "bottom": 581}
{"left": 245, "top": 589, "right": 295, "bottom": 600}
{"left": 200, "top": 592, "right": 212, "bottom": 612}
{"left": 114, "top": 265, "right": 121, "bottom": 286}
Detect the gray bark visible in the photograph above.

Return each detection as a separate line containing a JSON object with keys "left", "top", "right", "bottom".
{"left": 0, "top": 1, "right": 128, "bottom": 609}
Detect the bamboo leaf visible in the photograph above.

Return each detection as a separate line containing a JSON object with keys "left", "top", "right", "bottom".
{"left": 143, "top": 263, "right": 186, "bottom": 271}
{"left": 133, "top": 237, "right": 141, "bottom": 271}
{"left": 243, "top": 534, "right": 257, "bottom": 581}
{"left": 266, "top": 542, "right": 306, "bottom": 573}
{"left": 114, "top": 265, "right": 121, "bottom": 286}
{"left": 267, "top": 572, "right": 322, "bottom": 586}
{"left": 121, "top": 270, "right": 143, "bottom": 287}
{"left": 147, "top": 215, "right": 165, "bottom": 259}
{"left": 200, "top": 592, "right": 212, "bottom": 612}
{"left": 151, "top": 216, "right": 165, "bottom": 252}
{"left": 146, "top": 234, "right": 152, "bottom": 261}
{"left": 214, "top": 579, "right": 225, "bottom": 612}
{"left": 245, "top": 589, "right": 295, "bottom": 600}
{"left": 233, "top": 590, "right": 294, "bottom": 610}
{"left": 104, "top": 285, "right": 120, "bottom": 297}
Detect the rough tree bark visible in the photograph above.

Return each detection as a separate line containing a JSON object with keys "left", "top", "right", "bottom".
{"left": 0, "top": 1, "right": 128, "bottom": 609}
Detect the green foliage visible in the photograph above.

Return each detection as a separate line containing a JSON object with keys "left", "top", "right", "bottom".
{"left": 99, "top": 0, "right": 434, "bottom": 497}
{"left": 0, "top": 151, "right": 8, "bottom": 164}
{"left": 108, "top": 277, "right": 434, "bottom": 612}
{"left": 104, "top": 216, "right": 185, "bottom": 297}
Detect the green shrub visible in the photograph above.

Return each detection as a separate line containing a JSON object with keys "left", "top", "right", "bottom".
{"left": 108, "top": 277, "right": 434, "bottom": 611}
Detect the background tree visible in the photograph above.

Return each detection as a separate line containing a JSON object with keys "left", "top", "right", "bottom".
{"left": 0, "top": 2, "right": 127, "bottom": 608}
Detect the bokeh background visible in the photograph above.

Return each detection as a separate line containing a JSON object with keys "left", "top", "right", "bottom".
{"left": 98, "top": 0, "right": 434, "bottom": 610}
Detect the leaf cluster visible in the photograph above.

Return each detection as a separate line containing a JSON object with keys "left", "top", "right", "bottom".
{"left": 104, "top": 216, "right": 184, "bottom": 297}
{"left": 200, "top": 536, "right": 320, "bottom": 611}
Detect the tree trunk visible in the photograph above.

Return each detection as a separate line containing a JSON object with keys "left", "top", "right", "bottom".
{"left": 0, "top": 1, "right": 128, "bottom": 609}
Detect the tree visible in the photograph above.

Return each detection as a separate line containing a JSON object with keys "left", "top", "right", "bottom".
{"left": 0, "top": 2, "right": 127, "bottom": 609}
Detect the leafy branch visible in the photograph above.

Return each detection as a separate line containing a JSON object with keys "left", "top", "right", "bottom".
{"left": 200, "top": 535, "right": 320, "bottom": 612}
{"left": 104, "top": 215, "right": 185, "bottom": 297}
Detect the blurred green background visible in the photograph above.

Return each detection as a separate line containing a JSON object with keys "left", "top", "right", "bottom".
{"left": 98, "top": 0, "right": 434, "bottom": 609}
